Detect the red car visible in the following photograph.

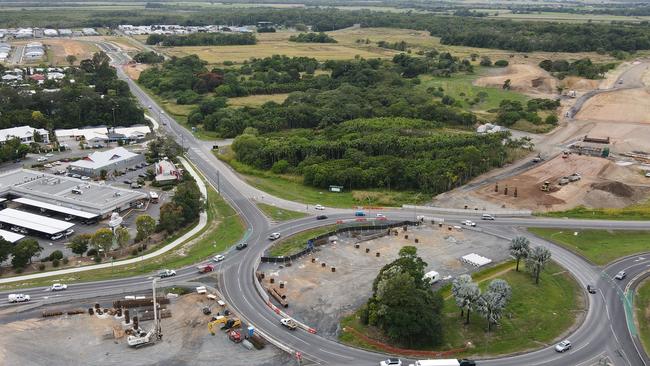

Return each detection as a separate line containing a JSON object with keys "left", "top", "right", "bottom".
{"left": 197, "top": 264, "right": 215, "bottom": 273}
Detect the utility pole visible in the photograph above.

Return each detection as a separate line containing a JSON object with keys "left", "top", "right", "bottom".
{"left": 152, "top": 278, "right": 162, "bottom": 340}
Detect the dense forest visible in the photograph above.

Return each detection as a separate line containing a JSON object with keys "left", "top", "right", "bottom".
{"left": 231, "top": 117, "right": 516, "bottom": 193}
{"left": 3, "top": 7, "right": 650, "bottom": 52}
{"left": 538, "top": 58, "right": 618, "bottom": 79}
{"left": 0, "top": 52, "right": 144, "bottom": 131}
{"left": 145, "top": 32, "right": 256, "bottom": 46}
{"left": 288, "top": 32, "right": 338, "bottom": 43}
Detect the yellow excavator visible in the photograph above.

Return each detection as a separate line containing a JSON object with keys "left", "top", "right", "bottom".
{"left": 208, "top": 316, "right": 228, "bottom": 336}
{"left": 540, "top": 181, "right": 551, "bottom": 192}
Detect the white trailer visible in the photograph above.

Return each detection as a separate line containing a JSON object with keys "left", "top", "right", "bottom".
{"left": 410, "top": 360, "right": 460, "bottom": 366}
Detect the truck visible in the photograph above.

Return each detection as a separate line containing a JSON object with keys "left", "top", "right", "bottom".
{"left": 409, "top": 360, "right": 475, "bottom": 366}
{"left": 280, "top": 318, "right": 298, "bottom": 330}
{"left": 7, "top": 294, "right": 30, "bottom": 303}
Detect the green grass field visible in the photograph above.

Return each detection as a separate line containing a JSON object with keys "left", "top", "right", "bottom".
{"left": 256, "top": 202, "right": 308, "bottom": 222}
{"left": 540, "top": 201, "right": 650, "bottom": 221}
{"left": 528, "top": 228, "right": 650, "bottom": 265}
{"left": 0, "top": 183, "right": 245, "bottom": 291}
{"left": 216, "top": 148, "right": 428, "bottom": 208}
{"left": 489, "top": 10, "right": 650, "bottom": 24}
{"left": 635, "top": 278, "right": 650, "bottom": 355}
{"left": 341, "top": 261, "right": 582, "bottom": 357}
{"left": 229, "top": 93, "right": 290, "bottom": 107}
{"left": 267, "top": 225, "right": 337, "bottom": 257}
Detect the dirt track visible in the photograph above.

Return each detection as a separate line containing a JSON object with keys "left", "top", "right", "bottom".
{"left": 474, "top": 64, "right": 558, "bottom": 96}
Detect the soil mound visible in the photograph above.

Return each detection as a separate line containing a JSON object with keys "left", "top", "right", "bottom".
{"left": 590, "top": 181, "right": 635, "bottom": 198}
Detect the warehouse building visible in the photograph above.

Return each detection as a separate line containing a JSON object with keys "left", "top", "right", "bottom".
{"left": 0, "top": 125, "right": 49, "bottom": 144}
{"left": 68, "top": 147, "right": 145, "bottom": 177}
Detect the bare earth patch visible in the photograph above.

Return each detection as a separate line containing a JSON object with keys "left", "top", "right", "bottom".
{"left": 474, "top": 64, "right": 558, "bottom": 96}
{"left": 575, "top": 88, "right": 650, "bottom": 124}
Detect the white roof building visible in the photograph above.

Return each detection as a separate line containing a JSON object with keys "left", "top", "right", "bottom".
{"left": 55, "top": 125, "right": 150, "bottom": 143}
{"left": 0, "top": 126, "right": 49, "bottom": 144}
{"left": 43, "top": 29, "right": 59, "bottom": 37}
{"left": 69, "top": 147, "right": 145, "bottom": 177}
{"left": 155, "top": 159, "right": 181, "bottom": 182}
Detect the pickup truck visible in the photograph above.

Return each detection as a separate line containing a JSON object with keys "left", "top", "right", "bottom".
{"left": 197, "top": 264, "right": 214, "bottom": 273}
{"left": 280, "top": 318, "right": 297, "bottom": 330}
{"left": 8, "top": 294, "right": 30, "bottom": 303}
{"left": 158, "top": 269, "right": 176, "bottom": 278}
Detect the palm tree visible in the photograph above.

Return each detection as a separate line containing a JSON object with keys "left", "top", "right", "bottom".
{"left": 526, "top": 246, "right": 552, "bottom": 284}
{"left": 509, "top": 236, "right": 530, "bottom": 271}
{"left": 452, "top": 274, "right": 481, "bottom": 324}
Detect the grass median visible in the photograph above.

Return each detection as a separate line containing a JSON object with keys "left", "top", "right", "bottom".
{"left": 539, "top": 201, "right": 650, "bottom": 221}
{"left": 340, "top": 261, "right": 583, "bottom": 357}
{"left": 0, "top": 185, "right": 245, "bottom": 291}
{"left": 267, "top": 225, "right": 337, "bottom": 257}
{"left": 255, "top": 202, "right": 308, "bottom": 222}
{"left": 635, "top": 278, "right": 650, "bottom": 355}
{"left": 528, "top": 228, "right": 650, "bottom": 265}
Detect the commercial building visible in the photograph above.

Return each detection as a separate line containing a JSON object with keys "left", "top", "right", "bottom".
{"left": 0, "top": 169, "right": 147, "bottom": 219}
{"left": 68, "top": 147, "right": 145, "bottom": 177}
{"left": 154, "top": 159, "right": 182, "bottom": 183}
{"left": 0, "top": 126, "right": 49, "bottom": 144}
{"left": 55, "top": 125, "right": 151, "bottom": 146}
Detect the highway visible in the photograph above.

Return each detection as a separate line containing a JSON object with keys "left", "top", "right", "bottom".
{"left": 1, "top": 41, "right": 648, "bottom": 366}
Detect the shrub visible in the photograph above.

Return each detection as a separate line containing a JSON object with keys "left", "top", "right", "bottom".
{"left": 62, "top": 257, "right": 69, "bottom": 265}
{"left": 494, "top": 60, "right": 509, "bottom": 67}
{"left": 131, "top": 248, "right": 139, "bottom": 256}
{"left": 94, "top": 256, "right": 102, "bottom": 263}
{"left": 38, "top": 264, "right": 46, "bottom": 271}
{"left": 49, "top": 250, "right": 64, "bottom": 261}
{"left": 52, "top": 259, "right": 60, "bottom": 267}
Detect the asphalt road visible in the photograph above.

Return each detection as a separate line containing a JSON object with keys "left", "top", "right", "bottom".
{"left": 1, "top": 41, "right": 647, "bottom": 366}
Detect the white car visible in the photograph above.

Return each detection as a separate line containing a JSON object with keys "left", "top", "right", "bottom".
{"left": 158, "top": 269, "right": 176, "bottom": 278}
{"left": 51, "top": 233, "right": 64, "bottom": 240}
{"left": 43, "top": 163, "right": 53, "bottom": 168}
{"left": 45, "top": 153, "right": 54, "bottom": 157}
{"left": 64, "top": 229, "right": 74, "bottom": 236}
{"left": 645, "top": 172, "right": 650, "bottom": 178}
{"left": 213, "top": 254, "right": 225, "bottom": 262}
{"left": 268, "top": 232, "right": 281, "bottom": 240}
{"left": 37, "top": 157, "right": 47, "bottom": 162}
{"left": 8, "top": 294, "right": 30, "bottom": 303}
{"left": 555, "top": 340, "right": 572, "bottom": 352}
{"left": 81, "top": 176, "right": 90, "bottom": 181}
{"left": 376, "top": 213, "right": 385, "bottom": 218}
{"left": 462, "top": 220, "right": 476, "bottom": 227}
{"left": 280, "top": 318, "right": 297, "bottom": 330}
{"left": 314, "top": 204, "right": 325, "bottom": 210}
{"left": 379, "top": 358, "right": 402, "bottom": 366}
{"left": 51, "top": 283, "right": 67, "bottom": 291}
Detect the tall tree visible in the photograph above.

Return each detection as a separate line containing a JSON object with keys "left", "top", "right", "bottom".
{"left": 0, "top": 237, "right": 12, "bottom": 273}
{"left": 509, "top": 236, "right": 530, "bottom": 272}
{"left": 158, "top": 202, "right": 183, "bottom": 233}
{"left": 66, "top": 55, "right": 77, "bottom": 66}
{"left": 91, "top": 228, "right": 114, "bottom": 257}
{"left": 115, "top": 227, "right": 131, "bottom": 248}
{"left": 136, "top": 214, "right": 156, "bottom": 242}
{"left": 477, "top": 279, "right": 512, "bottom": 331}
{"left": 172, "top": 180, "right": 203, "bottom": 225}
{"left": 11, "top": 239, "right": 42, "bottom": 268}
{"left": 526, "top": 246, "right": 552, "bottom": 285}
{"left": 452, "top": 274, "right": 481, "bottom": 324}
{"left": 68, "top": 234, "right": 91, "bottom": 257}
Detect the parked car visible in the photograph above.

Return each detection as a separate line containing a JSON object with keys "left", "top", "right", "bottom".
{"left": 268, "top": 232, "right": 281, "bottom": 240}
{"left": 459, "top": 360, "right": 477, "bottom": 366}
{"left": 44, "top": 163, "right": 53, "bottom": 168}
{"left": 314, "top": 204, "right": 325, "bottom": 210}
{"left": 131, "top": 182, "right": 141, "bottom": 189}
{"left": 587, "top": 285, "right": 597, "bottom": 294}
{"left": 379, "top": 358, "right": 402, "bottom": 366}
{"left": 213, "top": 254, "right": 225, "bottom": 262}
{"left": 37, "top": 157, "right": 47, "bottom": 162}
{"left": 615, "top": 271, "right": 627, "bottom": 280}
{"left": 45, "top": 153, "right": 53, "bottom": 157}
{"left": 51, "top": 283, "right": 67, "bottom": 291}
{"left": 158, "top": 269, "right": 176, "bottom": 278}
{"left": 51, "top": 233, "right": 64, "bottom": 240}
{"left": 123, "top": 180, "right": 131, "bottom": 185}
{"left": 64, "top": 215, "right": 73, "bottom": 221}
{"left": 81, "top": 176, "right": 90, "bottom": 181}
{"left": 462, "top": 220, "right": 476, "bottom": 227}
{"left": 236, "top": 242, "right": 248, "bottom": 250}
{"left": 280, "top": 318, "right": 297, "bottom": 330}
{"left": 316, "top": 215, "right": 328, "bottom": 220}
{"left": 555, "top": 340, "right": 572, "bottom": 352}
{"left": 64, "top": 229, "right": 74, "bottom": 236}
{"left": 72, "top": 174, "right": 81, "bottom": 179}
{"left": 7, "top": 294, "right": 30, "bottom": 303}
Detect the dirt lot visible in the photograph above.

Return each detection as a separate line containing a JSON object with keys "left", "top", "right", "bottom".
{"left": 474, "top": 64, "right": 558, "bottom": 96}
{"left": 44, "top": 39, "right": 98, "bottom": 65}
{"left": 575, "top": 88, "right": 650, "bottom": 124}
{"left": 258, "top": 225, "right": 509, "bottom": 338}
{"left": 472, "top": 155, "right": 650, "bottom": 211}
{"left": 123, "top": 63, "right": 151, "bottom": 80}
{"left": 0, "top": 293, "right": 289, "bottom": 366}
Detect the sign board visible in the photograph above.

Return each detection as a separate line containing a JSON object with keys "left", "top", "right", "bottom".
{"left": 329, "top": 185, "right": 343, "bottom": 193}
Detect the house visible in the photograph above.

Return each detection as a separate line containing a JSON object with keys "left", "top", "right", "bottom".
{"left": 47, "top": 72, "right": 65, "bottom": 80}
{"left": 68, "top": 147, "right": 145, "bottom": 177}
{"left": 82, "top": 28, "right": 99, "bottom": 36}
{"left": 29, "top": 74, "right": 45, "bottom": 81}
{"left": 155, "top": 158, "right": 182, "bottom": 183}
{"left": 58, "top": 29, "right": 72, "bottom": 37}
{"left": 43, "top": 29, "right": 58, "bottom": 37}
{"left": 0, "top": 126, "right": 49, "bottom": 144}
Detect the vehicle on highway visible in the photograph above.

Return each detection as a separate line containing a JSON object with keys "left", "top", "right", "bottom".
{"left": 380, "top": 358, "right": 402, "bottom": 366}
{"left": 51, "top": 283, "right": 67, "bottom": 291}
{"left": 158, "top": 269, "right": 176, "bottom": 278}
{"left": 615, "top": 271, "right": 627, "bottom": 280}
{"left": 314, "top": 204, "right": 325, "bottom": 210}
{"left": 376, "top": 213, "right": 385, "bottom": 218}
{"left": 236, "top": 242, "right": 248, "bottom": 250}
{"left": 355, "top": 210, "right": 366, "bottom": 217}
{"left": 555, "top": 340, "right": 572, "bottom": 352}
{"left": 410, "top": 359, "right": 468, "bottom": 366}
{"left": 462, "top": 220, "right": 476, "bottom": 227}
{"left": 50, "top": 233, "right": 64, "bottom": 241}
{"left": 587, "top": 285, "right": 596, "bottom": 294}
{"left": 213, "top": 254, "right": 225, "bottom": 262}
{"left": 316, "top": 215, "right": 328, "bottom": 220}
{"left": 7, "top": 294, "right": 30, "bottom": 303}
{"left": 45, "top": 153, "right": 54, "bottom": 157}
{"left": 481, "top": 214, "right": 495, "bottom": 220}
{"left": 268, "top": 232, "right": 281, "bottom": 240}
{"left": 197, "top": 264, "right": 214, "bottom": 273}
{"left": 458, "top": 360, "right": 476, "bottom": 366}
{"left": 280, "top": 318, "right": 297, "bottom": 330}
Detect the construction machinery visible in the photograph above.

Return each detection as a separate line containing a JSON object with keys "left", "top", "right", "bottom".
{"left": 228, "top": 330, "right": 242, "bottom": 343}
{"left": 558, "top": 177, "right": 570, "bottom": 186}
{"left": 127, "top": 278, "right": 163, "bottom": 348}
{"left": 208, "top": 315, "right": 228, "bottom": 335}
{"left": 540, "top": 181, "right": 551, "bottom": 192}
{"left": 222, "top": 318, "right": 241, "bottom": 331}
{"left": 569, "top": 173, "right": 581, "bottom": 182}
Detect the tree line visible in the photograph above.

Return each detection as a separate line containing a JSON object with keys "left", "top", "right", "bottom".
{"left": 288, "top": 32, "right": 337, "bottom": 43}
{"left": 232, "top": 117, "right": 516, "bottom": 194}
{"left": 146, "top": 32, "right": 257, "bottom": 46}
{"left": 538, "top": 58, "right": 618, "bottom": 79}
{"left": 133, "top": 51, "right": 164, "bottom": 64}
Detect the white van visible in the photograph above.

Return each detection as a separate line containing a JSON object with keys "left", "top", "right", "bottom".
{"left": 481, "top": 214, "right": 495, "bottom": 220}
{"left": 8, "top": 294, "right": 30, "bottom": 303}
{"left": 424, "top": 270, "right": 440, "bottom": 284}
